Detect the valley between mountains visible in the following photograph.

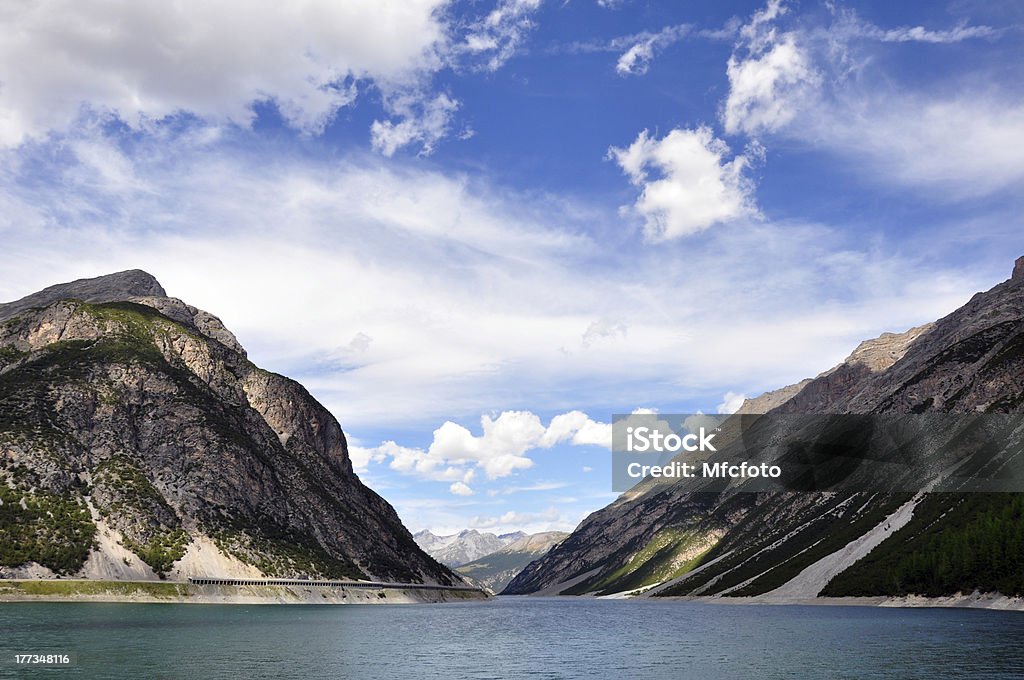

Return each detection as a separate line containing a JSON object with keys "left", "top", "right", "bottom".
{"left": 4, "top": 260, "right": 1024, "bottom": 609}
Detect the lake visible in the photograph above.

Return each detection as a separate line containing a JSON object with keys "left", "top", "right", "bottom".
{"left": 2, "top": 597, "right": 1023, "bottom": 679}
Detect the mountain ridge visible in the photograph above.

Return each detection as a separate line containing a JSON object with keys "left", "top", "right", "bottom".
{"left": 456, "top": 530, "right": 568, "bottom": 593}
{"left": 0, "top": 271, "right": 459, "bottom": 586}
{"left": 505, "top": 257, "right": 1024, "bottom": 599}
{"left": 413, "top": 529, "right": 527, "bottom": 567}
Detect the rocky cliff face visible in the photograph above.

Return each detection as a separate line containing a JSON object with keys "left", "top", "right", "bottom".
{"left": 505, "top": 258, "right": 1024, "bottom": 598}
{"left": 0, "top": 271, "right": 459, "bottom": 585}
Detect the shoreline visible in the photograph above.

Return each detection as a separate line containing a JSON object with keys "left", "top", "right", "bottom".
{"left": 646, "top": 592, "right": 1024, "bottom": 612}
{"left": 0, "top": 579, "right": 490, "bottom": 605}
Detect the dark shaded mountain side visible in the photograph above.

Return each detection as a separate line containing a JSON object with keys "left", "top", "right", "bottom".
{"left": 0, "top": 272, "right": 458, "bottom": 585}
{"left": 822, "top": 493, "right": 1024, "bottom": 597}
{"left": 505, "top": 258, "right": 1024, "bottom": 599}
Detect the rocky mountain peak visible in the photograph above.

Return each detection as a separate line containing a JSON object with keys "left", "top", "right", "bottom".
{"left": 0, "top": 269, "right": 165, "bottom": 322}
{"left": 1013, "top": 255, "right": 1024, "bottom": 282}
{"left": 1, "top": 270, "right": 247, "bottom": 356}
{"left": 842, "top": 323, "right": 934, "bottom": 373}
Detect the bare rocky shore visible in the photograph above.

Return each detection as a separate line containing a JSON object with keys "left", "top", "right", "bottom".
{"left": 0, "top": 579, "right": 489, "bottom": 605}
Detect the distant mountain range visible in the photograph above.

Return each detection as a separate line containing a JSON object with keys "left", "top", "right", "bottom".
{"left": 414, "top": 529, "right": 526, "bottom": 567}
{"left": 414, "top": 529, "right": 567, "bottom": 592}
{"left": 458, "top": 532, "right": 568, "bottom": 593}
{"left": 506, "top": 257, "right": 1024, "bottom": 600}
{"left": 0, "top": 271, "right": 459, "bottom": 586}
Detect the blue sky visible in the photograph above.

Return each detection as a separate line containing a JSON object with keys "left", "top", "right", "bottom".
{"left": 1, "top": 0, "right": 1023, "bottom": 534}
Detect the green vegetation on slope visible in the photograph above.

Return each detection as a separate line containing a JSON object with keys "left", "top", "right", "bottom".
{"left": 0, "top": 579, "right": 191, "bottom": 598}
{"left": 565, "top": 528, "right": 711, "bottom": 596}
{"left": 93, "top": 455, "right": 190, "bottom": 576}
{"left": 823, "top": 493, "right": 1024, "bottom": 597}
{"left": 212, "top": 523, "right": 367, "bottom": 581}
{"left": 0, "top": 485, "right": 96, "bottom": 574}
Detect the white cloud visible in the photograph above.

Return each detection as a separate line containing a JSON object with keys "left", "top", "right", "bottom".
{"left": 348, "top": 444, "right": 387, "bottom": 473}
{"left": 615, "top": 24, "right": 691, "bottom": 76}
{"left": 495, "top": 481, "right": 570, "bottom": 495}
{"left": 608, "top": 126, "right": 758, "bottom": 239}
{"left": 378, "top": 441, "right": 475, "bottom": 482}
{"left": 449, "top": 481, "right": 475, "bottom": 496}
{"left": 459, "top": 0, "right": 543, "bottom": 72}
{"left": 371, "top": 93, "right": 461, "bottom": 157}
{"left": 0, "top": 130, "right": 988, "bottom": 430}
{"left": 354, "top": 410, "right": 612, "bottom": 483}
{"left": 0, "top": 0, "right": 450, "bottom": 146}
{"left": 582, "top": 466, "right": 594, "bottom": 473}
{"left": 716, "top": 391, "right": 746, "bottom": 414}
{"left": 805, "top": 92, "right": 1024, "bottom": 199}
{"left": 872, "top": 23, "right": 996, "bottom": 43}
{"left": 825, "top": 6, "right": 997, "bottom": 46}
{"left": 346, "top": 333, "right": 373, "bottom": 353}
{"left": 467, "top": 507, "right": 576, "bottom": 533}
{"left": 540, "top": 411, "right": 612, "bottom": 448}
{"left": 719, "top": 2, "right": 1024, "bottom": 198}
{"left": 581, "top": 318, "right": 627, "bottom": 347}
{"left": 722, "top": 1, "right": 818, "bottom": 136}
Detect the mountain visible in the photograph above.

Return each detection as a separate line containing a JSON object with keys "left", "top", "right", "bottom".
{"left": 414, "top": 529, "right": 526, "bottom": 567}
{"left": 455, "top": 531, "right": 568, "bottom": 593}
{"left": 505, "top": 257, "right": 1024, "bottom": 599}
{"left": 0, "top": 270, "right": 460, "bottom": 585}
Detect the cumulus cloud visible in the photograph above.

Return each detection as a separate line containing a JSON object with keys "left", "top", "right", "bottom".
{"left": 615, "top": 24, "right": 691, "bottom": 76}
{"left": 0, "top": 0, "right": 452, "bottom": 146}
{"left": 372, "top": 441, "right": 475, "bottom": 482}
{"left": 716, "top": 391, "right": 746, "bottom": 414}
{"left": 449, "top": 481, "right": 475, "bottom": 496}
{"left": 348, "top": 444, "right": 387, "bottom": 473}
{"left": 608, "top": 126, "right": 758, "bottom": 239}
{"left": 540, "top": 411, "right": 612, "bottom": 448}
{"left": 355, "top": 410, "right": 612, "bottom": 483}
{"left": 722, "top": 0, "right": 818, "bottom": 136}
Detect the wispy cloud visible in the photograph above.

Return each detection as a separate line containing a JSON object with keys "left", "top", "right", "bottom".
{"left": 493, "top": 481, "right": 571, "bottom": 496}
{"left": 716, "top": 0, "right": 1023, "bottom": 199}
{"left": 615, "top": 24, "right": 692, "bottom": 76}
{"left": 457, "top": 0, "right": 544, "bottom": 72}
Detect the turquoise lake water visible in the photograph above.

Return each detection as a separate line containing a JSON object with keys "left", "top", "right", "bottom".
{"left": 2, "top": 597, "right": 1023, "bottom": 679}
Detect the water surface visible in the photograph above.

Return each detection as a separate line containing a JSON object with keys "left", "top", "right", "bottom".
{"left": 2, "top": 597, "right": 1022, "bottom": 679}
